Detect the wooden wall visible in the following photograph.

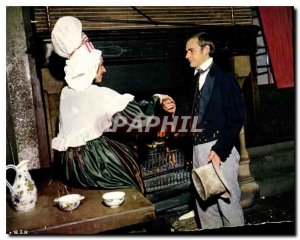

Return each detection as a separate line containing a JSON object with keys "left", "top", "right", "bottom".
{"left": 32, "top": 6, "right": 252, "bottom": 32}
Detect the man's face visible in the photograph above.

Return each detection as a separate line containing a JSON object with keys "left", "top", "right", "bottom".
{"left": 185, "top": 38, "right": 209, "bottom": 69}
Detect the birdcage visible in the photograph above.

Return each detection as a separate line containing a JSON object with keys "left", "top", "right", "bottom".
{"left": 140, "top": 147, "right": 191, "bottom": 193}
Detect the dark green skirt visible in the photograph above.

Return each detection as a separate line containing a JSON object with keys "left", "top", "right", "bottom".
{"left": 57, "top": 136, "right": 144, "bottom": 193}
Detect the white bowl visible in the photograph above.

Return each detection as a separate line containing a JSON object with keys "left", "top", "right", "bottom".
{"left": 54, "top": 194, "right": 85, "bottom": 211}
{"left": 102, "top": 191, "right": 125, "bottom": 208}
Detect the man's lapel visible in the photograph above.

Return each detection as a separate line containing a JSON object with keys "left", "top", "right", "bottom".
{"left": 198, "top": 65, "right": 216, "bottom": 121}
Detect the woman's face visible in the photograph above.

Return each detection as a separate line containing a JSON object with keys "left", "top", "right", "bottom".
{"left": 94, "top": 56, "right": 106, "bottom": 83}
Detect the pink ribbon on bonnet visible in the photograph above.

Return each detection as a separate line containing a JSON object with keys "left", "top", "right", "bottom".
{"left": 68, "top": 32, "right": 94, "bottom": 59}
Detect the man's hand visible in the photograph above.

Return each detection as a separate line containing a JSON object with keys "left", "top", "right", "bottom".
{"left": 208, "top": 150, "right": 221, "bottom": 167}
{"left": 160, "top": 95, "right": 176, "bottom": 113}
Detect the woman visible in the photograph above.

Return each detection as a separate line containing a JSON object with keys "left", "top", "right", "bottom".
{"left": 51, "top": 16, "right": 175, "bottom": 193}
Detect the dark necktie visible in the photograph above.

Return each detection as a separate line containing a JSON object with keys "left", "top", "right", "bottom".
{"left": 190, "top": 69, "right": 204, "bottom": 142}
{"left": 191, "top": 68, "right": 204, "bottom": 118}
{"left": 191, "top": 61, "right": 214, "bottom": 119}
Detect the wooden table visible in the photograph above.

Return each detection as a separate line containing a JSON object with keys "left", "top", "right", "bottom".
{"left": 6, "top": 180, "right": 156, "bottom": 234}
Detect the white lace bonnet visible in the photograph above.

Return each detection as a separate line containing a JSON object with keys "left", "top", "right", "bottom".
{"left": 51, "top": 16, "right": 102, "bottom": 91}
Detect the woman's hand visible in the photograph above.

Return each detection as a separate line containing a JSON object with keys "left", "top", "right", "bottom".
{"left": 160, "top": 95, "right": 176, "bottom": 113}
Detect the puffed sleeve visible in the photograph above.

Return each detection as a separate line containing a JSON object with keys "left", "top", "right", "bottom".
{"left": 101, "top": 87, "right": 135, "bottom": 120}
{"left": 111, "top": 95, "right": 161, "bottom": 129}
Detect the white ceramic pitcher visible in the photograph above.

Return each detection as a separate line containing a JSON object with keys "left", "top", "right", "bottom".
{"left": 6, "top": 160, "right": 38, "bottom": 212}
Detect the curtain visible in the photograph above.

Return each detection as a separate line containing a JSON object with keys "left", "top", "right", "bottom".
{"left": 258, "top": 7, "right": 294, "bottom": 89}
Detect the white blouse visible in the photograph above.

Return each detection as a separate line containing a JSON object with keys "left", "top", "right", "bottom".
{"left": 52, "top": 85, "right": 134, "bottom": 151}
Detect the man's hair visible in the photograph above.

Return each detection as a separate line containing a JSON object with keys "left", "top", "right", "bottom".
{"left": 188, "top": 32, "right": 215, "bottom": 57}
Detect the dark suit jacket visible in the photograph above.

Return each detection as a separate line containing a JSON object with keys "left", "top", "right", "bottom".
{"left": 192, "top": 63, "right": 244, "bottom": 161}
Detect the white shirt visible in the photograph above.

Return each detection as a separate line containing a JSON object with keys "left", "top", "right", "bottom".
{"left": 52, "top": 85, "right": 134, "bottom": 151}
{"left": 194, "top": 57, "right": 213, "bottom": 91}
{"left": 52, "top": 85, "right": 164, "bottom": 151}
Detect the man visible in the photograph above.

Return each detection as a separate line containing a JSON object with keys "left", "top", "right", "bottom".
{"left": 185, "top": 32, "right": 245, "bottom": 229}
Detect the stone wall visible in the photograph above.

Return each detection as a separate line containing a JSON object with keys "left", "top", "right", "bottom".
{"left": 6, "top": 7, "right": 40, "bottom": 169}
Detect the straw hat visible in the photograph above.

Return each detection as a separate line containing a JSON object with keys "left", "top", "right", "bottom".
{"left": 192, "top": 160, "right": 231, "bottom": 201}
